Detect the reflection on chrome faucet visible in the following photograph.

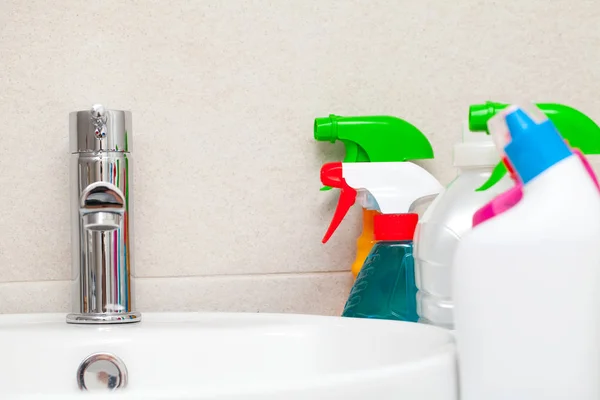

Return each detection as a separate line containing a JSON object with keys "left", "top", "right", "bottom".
{"left": 67, "top": 105, "right": 140, "bottom": 324}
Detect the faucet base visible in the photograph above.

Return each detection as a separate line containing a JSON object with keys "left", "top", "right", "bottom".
{"left": 66, "top": 312, "right": 142, "bottom": 325}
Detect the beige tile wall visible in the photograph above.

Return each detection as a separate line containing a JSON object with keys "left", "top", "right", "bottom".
{"left": 0, "top": 0, "right": 599, "bottom": 315}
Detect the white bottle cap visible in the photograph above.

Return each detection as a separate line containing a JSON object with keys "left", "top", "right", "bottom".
{"left": 453, "top": 122, "right": 499, "bottom": 167}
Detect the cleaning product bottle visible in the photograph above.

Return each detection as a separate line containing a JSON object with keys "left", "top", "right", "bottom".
{"left": 315, "top": 114, "right": 435, "bottom": 278}
{"left": 414, "top": 124, "right": 511, "bottom": 329}
{"left": 453, "top": 105, "right": 600, "bottom": 400}
{"left": 469, "top": 101, "right": 600, "bottom": 191}
{"left": 320, "top": 161, "right": 442, "bottom": 321}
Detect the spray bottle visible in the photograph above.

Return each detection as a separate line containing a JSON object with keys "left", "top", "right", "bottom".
{"left": 454, "top": 105, "right": 600, "bottom": 400}
{"left": 320, "top": 161, "right": 442, "bottom": 321}
{"left": 469, "top": 101, "right": 600, "bottom": 191}
{"left": 314, "top": 114, "right": 435, "bottom": 277}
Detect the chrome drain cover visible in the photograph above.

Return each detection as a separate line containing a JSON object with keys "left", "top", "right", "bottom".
{"left": 77, "top": 353, "right": 128, "bottom": 391}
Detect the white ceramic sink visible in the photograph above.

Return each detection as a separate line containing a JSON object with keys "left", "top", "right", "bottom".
{"left": 0, "top": 312, "right": 457, "bottom": 399}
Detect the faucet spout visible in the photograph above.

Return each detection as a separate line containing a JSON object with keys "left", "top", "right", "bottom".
{"left": 80, "top": 182, "right": 125, "bottom": 231}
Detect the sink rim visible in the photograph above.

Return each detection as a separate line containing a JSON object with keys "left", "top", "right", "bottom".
{"left": 0, "top": 312, "right": 457, "bottom": 399}
{"left": 0, "top": 310, "right": 452, "bottom": 329}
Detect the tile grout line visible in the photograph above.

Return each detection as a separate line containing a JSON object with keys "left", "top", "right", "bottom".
{"left": 0, "top": 271, "right": 352, "bottom": 286}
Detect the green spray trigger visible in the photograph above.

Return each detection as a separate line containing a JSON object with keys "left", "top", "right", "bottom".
{"left": 471, "top": 102, "right": 600, "bottom": 190}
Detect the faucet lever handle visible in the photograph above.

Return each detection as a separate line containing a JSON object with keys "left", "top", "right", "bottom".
{"left": 90, "top": 104, "right": 108, "bottom": 139}
{"left": 70, "top": 105, "right": 131, "bottom": 153}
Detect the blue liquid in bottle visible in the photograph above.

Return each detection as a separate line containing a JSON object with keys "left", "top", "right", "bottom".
{"left": 342, "top": 240, "right": 418, "bottom": 322}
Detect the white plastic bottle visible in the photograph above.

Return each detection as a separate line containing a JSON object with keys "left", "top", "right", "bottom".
{"left": 453, "top": 106, "right": 600, "bottom": 400}
{"left": 414, "top": 126, "right": 510, "bottom": 328}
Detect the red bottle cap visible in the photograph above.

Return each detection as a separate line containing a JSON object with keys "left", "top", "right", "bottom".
{"left": 374, "top": 213, "right": 418, "bottom": 241}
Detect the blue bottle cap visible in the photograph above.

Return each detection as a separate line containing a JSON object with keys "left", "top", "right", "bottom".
{"left": 504, "top": 108, "right": 572, "bottom": 184}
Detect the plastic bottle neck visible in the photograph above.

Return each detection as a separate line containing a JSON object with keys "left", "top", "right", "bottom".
{"left": 373, "top": 213, "right": 418, "bottom": 241}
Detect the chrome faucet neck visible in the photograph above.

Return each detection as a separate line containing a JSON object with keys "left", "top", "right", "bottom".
{"left": 67, "top": 105, "right": 141, "bottom": 324}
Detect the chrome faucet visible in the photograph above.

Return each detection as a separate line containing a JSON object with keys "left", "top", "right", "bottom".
{"left": 67, "top": 105, "right": 141, "bottom": 324}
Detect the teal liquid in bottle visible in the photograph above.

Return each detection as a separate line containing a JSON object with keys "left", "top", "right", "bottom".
{"left": 342, "top": 214, "right": 419, "bottom": 322}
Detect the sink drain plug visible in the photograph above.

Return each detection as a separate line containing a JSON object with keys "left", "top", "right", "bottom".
{"left": 77, "top": 353, "right": 128, "bottom": 391}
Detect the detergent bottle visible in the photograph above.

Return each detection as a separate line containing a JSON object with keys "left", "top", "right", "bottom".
{"left": 469, "top": 101, "right": 600, "bottom": 191}
{"left": 319, "top": 161, "right": 442, "bottom": 321}
{"left": 453, "top": 105, "right": 600, "bottom": 400}
{"left": 314, "top": 114, "right": 435, "bottom": 278}
{"left": 414, "top": 123, "right": 511, "bottom": 329}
